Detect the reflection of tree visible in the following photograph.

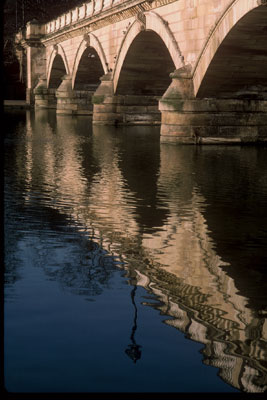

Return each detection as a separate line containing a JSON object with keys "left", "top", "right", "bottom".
{"left": 5, "top": 191, "right": 119, "bottom": 300}
{"left": 4, "top": 112, "right": 28, "bottom": 287}
{"left": 4, "top": 232, "right": 22, "bottom": 288}
{"left": 44, "top": 237, "right": 118, "bottom": 299}
{"left": 125, "top": 286, "right": 142, "bottom": 363}
{"left": 4, "top": 0, "right": 84, "bottom": 99}
{"left": 28, "top": 206, "right": 120, "bottom": 299}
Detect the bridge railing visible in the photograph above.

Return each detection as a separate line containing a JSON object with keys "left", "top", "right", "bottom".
{"left": 45, "top": 0, "right": 126, "bottom": 35}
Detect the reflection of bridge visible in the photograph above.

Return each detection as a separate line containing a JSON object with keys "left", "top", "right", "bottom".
{"left": 19, "top": 110, "right": 267, "bottom": 392}
{"left": 15, "top": 0, "right": 267, "bottom": 143}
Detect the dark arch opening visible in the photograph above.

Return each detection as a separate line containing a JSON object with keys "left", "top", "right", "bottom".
{"left": 73, "top": 47, "right": 104, "bottom": 91}
{"left": 49, "top": 54, "right": 67, "bottom": 89}
{"left": 116, "top": 30, "right": 176, "bottom": 96}
{"left": 197, "top": 6, "right": 267, "bottom": 99}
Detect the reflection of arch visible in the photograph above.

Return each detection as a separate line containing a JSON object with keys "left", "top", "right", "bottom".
{"left": 72, "top": 33, "right": 108, "bottom": 89}
{"left": 47, "top": 45, "right": 69, "bottom": 88}
{"left": 113, "top": 11, "right": 184, "bottom": 93}
{"left": 193, "top": 0, "right": 261, "bottom": 96}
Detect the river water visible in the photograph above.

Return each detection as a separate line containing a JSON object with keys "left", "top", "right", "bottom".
{"left": 4, "top": 109, "right": 267, "bottom": 393}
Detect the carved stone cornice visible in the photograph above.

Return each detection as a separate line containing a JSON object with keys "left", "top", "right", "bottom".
{"left": 41, "top": 0, "right": 178, "bottom": 46}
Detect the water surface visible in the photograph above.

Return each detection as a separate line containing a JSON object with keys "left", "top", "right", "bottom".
{"left": 4, "top": 109, "right": 267, "bottom": 393}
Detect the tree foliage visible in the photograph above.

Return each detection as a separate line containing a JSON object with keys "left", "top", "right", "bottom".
{"left": 4, "top": 0, "right": 83, "bottom": 64}
{"left": 3, "top": 0, "right": 84, "bottom": 97}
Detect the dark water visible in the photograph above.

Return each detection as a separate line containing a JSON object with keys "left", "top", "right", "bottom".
{"left": 4, "top": 109, "right": 267, "bottom": 393}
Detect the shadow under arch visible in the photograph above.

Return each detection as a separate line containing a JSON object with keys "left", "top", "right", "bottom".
{"left": 72, "top": 34, "right": 108, "bottom": 90}
{"left": 115, "top": 30, "right": 175, "bottom": 96}
{"left": 47, "top": 54, "right": 68, "bottom": 89}
{"left": 47, "top": 50, "right": 69, "bottom": 89}
{"left": 113, "top": 11, "right": 183, "bottom": 94}
{"left": 193, "top": 0, "right": 266, "bottom": 97}
{"left": 73, "top": 46, "right": 105, "bottom": 93}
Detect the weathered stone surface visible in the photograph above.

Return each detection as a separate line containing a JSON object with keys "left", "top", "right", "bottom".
{"left": 93, "top": 104, "right": 117, "bottom": 113}
{"left": 160, "top": 135, "right": 197, "bottom": 144}
{"left": 123, "top": 95, "right": 159, "bottom": 106}
{"left": 160, "top": 99, "right": 267, "bottom": 113}
{"left": 161, "top": 111, "right": 267, "bottom": 126}
{"left": 93, "top": 112, "right": 123, "bottom": 124}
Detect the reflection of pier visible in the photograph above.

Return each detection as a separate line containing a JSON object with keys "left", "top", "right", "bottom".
{"left": 19, "top": 110, "right": 267, "bottom": 392}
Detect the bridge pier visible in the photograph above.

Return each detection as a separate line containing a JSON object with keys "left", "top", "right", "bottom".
{"left": 160, "top": 66, "right": 267, "bottom": 144}
{"left": 34, "top": 77, "right": 57, "bottom": 109}
{"left": 55, "top": 75, "right": 93, "bottom": 115}
{"left": 117, "top": 95, "right": 160, "bottom": 125}
{"left": 92, "top": 73, "right": 117, "bottom": 124}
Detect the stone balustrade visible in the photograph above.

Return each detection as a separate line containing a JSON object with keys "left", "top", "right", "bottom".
{"left": 45, "top": 0, "right": 127, "bottom": 34}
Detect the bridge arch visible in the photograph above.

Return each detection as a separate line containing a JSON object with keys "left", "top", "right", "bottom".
{"left": 113, "top": 11, "right": 184, "bottom": 93}
{"left": 193, "top": 0, "right": 265, "bottom": 97}
{"left": 47, "top": 44, "right": 69, "bottom": 88}
{"left": 72, "top": 33, "right": 108, "bottom": 90}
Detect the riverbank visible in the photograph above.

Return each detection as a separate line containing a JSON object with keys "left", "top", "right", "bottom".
{"left": 4, "top": 100, "right": 31, "bottom": 109}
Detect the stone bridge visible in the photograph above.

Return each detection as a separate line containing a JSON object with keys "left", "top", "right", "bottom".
{"left": 15, "top": 0, "right": 267, "bottom": 143}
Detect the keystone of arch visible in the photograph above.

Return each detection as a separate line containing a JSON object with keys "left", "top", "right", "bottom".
{"left": 112, "top": 11, "right": 185, "bottom": 94}
{"left": 193, "top": 0, "right": 261, "bottom": 96}
{"left": 72, "top": 33, "right": 108, "bottom": 90}
{"left": 47, "top": 44, "right": 70, "bottom": 88}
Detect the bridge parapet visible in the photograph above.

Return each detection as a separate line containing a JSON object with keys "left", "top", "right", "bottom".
{"left": 45, "top": 0, "right": 145, "bottom": 35}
